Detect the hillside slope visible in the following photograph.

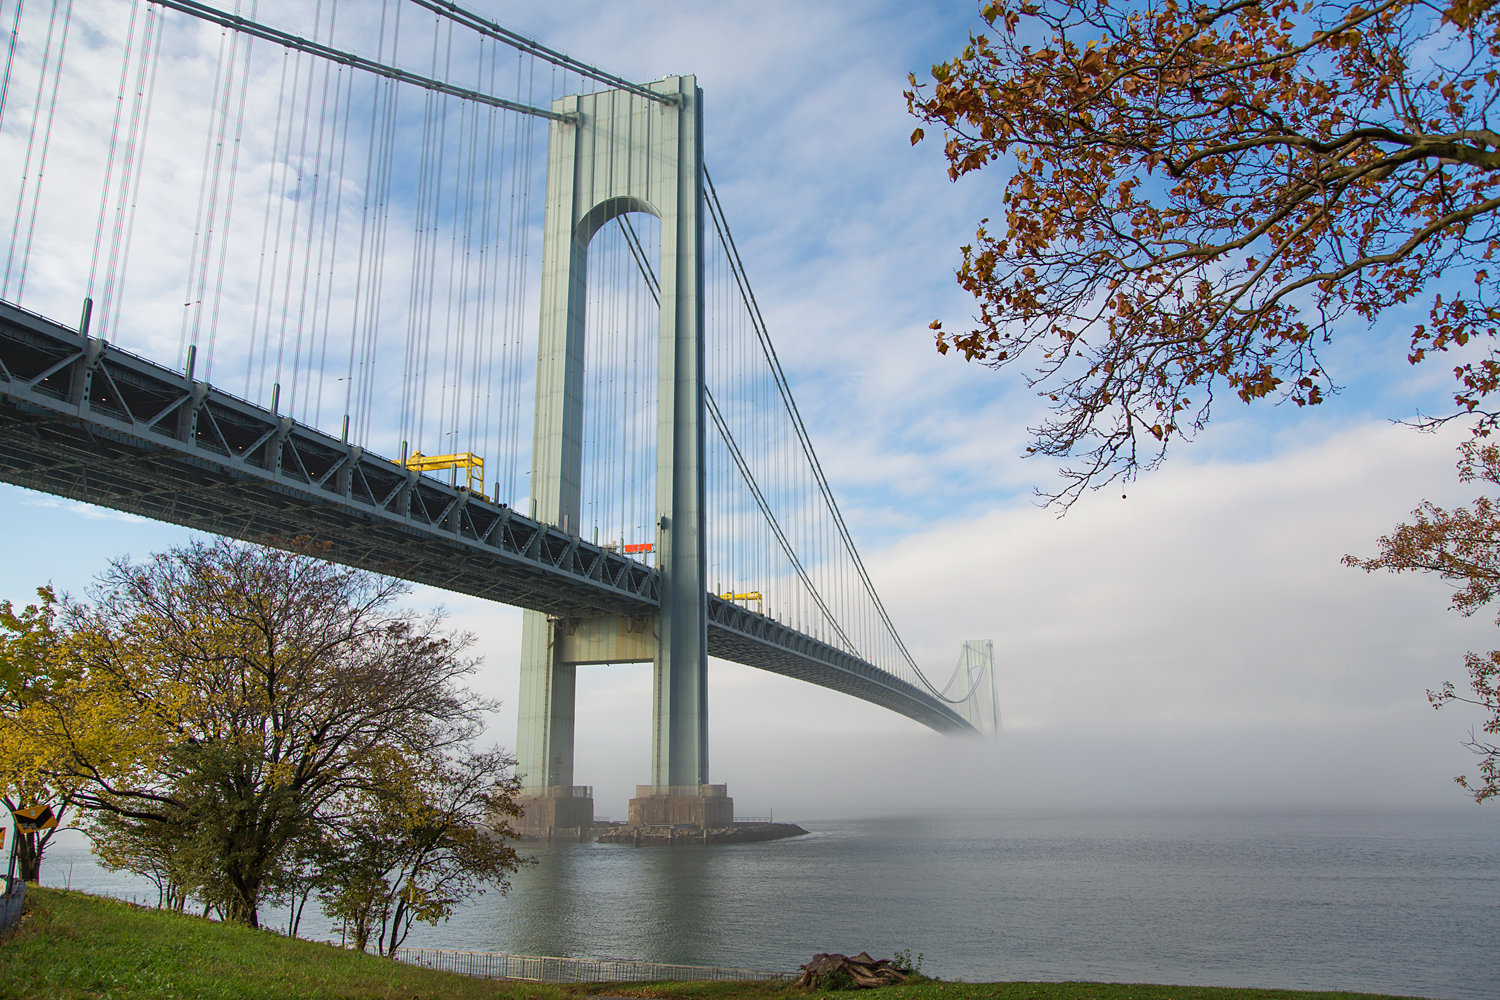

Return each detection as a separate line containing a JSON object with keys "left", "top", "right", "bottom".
{"left": 0, "top": 887, "right": 543, "bottom": 1000}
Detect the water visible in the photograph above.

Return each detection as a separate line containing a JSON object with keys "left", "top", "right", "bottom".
{"left": 42, "top": 809, "right": 1499, "bottom": 1000}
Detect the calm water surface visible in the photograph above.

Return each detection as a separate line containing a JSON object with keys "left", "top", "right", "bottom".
{"left": 47, "top": 809, "right": 1499, "bottom": 1000}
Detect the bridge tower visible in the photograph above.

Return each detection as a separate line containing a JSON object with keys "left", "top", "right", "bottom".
{"left": 515, "top": 76, "right": 731, "bottom": 837}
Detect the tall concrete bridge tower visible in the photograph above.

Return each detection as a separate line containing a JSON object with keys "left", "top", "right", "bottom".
{"left": 515, "top": 76, "right": 732, "bottom": 836}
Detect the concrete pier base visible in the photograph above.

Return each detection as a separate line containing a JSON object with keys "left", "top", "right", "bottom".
{"left": 627, "top": 784, "right": 733, "bottom": 828}
{"left": 515, "top": 787, "right": 594, "bottom": 841}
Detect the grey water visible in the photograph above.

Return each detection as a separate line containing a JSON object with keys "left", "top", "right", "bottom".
{"left": 43, "top": 809, "right": 1499, "bottom": 1000}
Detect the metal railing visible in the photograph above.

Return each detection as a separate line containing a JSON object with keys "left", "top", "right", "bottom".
{"left": 392, "top": 948, "right": 793, "bottom": 983}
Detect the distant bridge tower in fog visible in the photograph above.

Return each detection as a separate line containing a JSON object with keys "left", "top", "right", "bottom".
{"left": 956, "top": 641, "right": 1001, "bottom": 735}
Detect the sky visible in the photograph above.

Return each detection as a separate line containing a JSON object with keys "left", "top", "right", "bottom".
{"left": 3, "top": 0, "right": 1497, "bottom": 821}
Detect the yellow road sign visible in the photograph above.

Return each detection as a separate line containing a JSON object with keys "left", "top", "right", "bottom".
{"left": 13, "top": 805, "right": 56, "bottom": 832}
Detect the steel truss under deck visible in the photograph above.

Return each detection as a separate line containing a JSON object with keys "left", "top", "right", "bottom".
{"left": 0, "top": 299, "right": 975, "bottom": 735}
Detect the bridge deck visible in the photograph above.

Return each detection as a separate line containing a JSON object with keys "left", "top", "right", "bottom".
{"left": 0, "top": 300, "right": 975, "bottom": 735}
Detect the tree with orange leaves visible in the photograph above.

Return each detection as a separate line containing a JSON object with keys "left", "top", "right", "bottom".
{"left": 909, "top": 0, "right": 1500, "bottom": 504}
{"left": 1346, "top": 442, "right": 1500, "bottom": 802}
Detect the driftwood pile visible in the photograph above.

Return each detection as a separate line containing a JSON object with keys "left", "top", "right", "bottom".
{"left": 795, "top": 952, "right": 909, "bottom": 989}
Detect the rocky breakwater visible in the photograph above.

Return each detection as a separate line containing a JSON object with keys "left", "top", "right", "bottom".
{"left": 597, "top": 821, "right": 808, "bottom": 846}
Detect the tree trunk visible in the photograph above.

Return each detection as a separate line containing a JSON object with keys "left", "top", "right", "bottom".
{"left": 291, "top": 888, "right": 311, "bottom": 938}
{"left": 352, "top": 913, "right": 372, "bottom": 953}
{"left": 229, "top": 897, "right": 260, "bottom": 928}
{"left": 385, "top": 897, "right": 409, "bottom": 957}
{"left": 16, "top": 832, "right": 40, "bottom": 883}
{"left": 223, "top": 867, "right": 262, "bottom": 927}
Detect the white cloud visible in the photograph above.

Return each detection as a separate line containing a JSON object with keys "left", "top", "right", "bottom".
{"left": 20, "top": 496, "right": 149, "bottom": 523}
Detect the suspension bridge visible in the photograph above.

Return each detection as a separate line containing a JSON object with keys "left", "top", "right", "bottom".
{"left": 0, "top": 0, "right": 998, "bottom": 830}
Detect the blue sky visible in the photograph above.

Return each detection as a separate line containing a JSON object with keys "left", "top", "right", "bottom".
{"left": 3, "top": 0, "right": 1497, "bottom": 820}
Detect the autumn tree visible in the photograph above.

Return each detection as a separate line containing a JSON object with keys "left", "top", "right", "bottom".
{"left": 0, "top": 585, "right": 81, "bottom": 883}
{"left": 30, "top": 538, "right": 513, "bottom": 927}
{"left": 909, "top": 0, "right": 1500, "bottom": 503}
{"left": 318, "top": 746, "right": 524, "bottom": 955}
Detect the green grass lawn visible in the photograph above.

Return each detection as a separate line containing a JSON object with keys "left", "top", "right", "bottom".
{"left": 0, "top": 888, "right": 553, "bottom": 1000}
{"left": 0, "top": 888, "right": 1434, "bottom": 1000}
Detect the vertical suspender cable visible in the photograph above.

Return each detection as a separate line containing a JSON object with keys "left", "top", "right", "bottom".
{"left": 11, "top": 0, "right": 72, "bottom": 306}
{"left": 247, "top": 44, "right": 293, "bottom": 401}
{"left": 3, "top": 0, "right": 66, "bottom": 300}
{"left": 100, "top": 1, "right": 164, "bottom": 342}
{"left": 346, "top": 0, "right": 398, "bottom": 443}
{"left": 313, "top": 59, "right": 355, "bottom": 428}
{"left": 203, "top": 2, "right": 259, "bottom": 382}
{"left": 296, "top": 0, "right": 341, "bottom": 424}
{"left": 277, "top": 0, "right": 327, "bottom": 419}
{"left": 92, "top": 0, "right": 155, "bottom": 336}
{"left": 0, "top": 0, "right": 28, "bottom": 138}
{"left": 86, "top": 0, "right": 141, "bottom": 304}
{"left": 269, "top": 35, "right": 315, "bottom": 403}
{"left": 179, "top": 12, "right": 235, "bottom": 366}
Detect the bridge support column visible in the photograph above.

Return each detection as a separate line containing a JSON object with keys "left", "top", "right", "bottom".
{"left": 516, "top": 611, "right": 575, "bottom": 791}
{"left": 649, "top": 75, "right": 710, "bottom": 793}
{"left": 517, "top": 74, "right": 716, "bottom": 815}
{"left": 515, "top": 613, "right": 595, "bottom": 839}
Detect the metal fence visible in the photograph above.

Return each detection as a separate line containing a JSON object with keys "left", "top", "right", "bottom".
{"left": 0, "top": 879, "right": 25, "bottom": 937}
{"left": 392, "top": 947, "right": 794, "bottom": 984}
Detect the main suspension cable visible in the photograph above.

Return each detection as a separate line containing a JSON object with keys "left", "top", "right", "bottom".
{"left": 146, "top": 0, "right": 575, "bottom": 121}
{"left": 406, "top": 0, "right": 676, "bottom": 106}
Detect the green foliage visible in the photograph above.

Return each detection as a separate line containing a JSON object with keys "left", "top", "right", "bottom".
{"left": 88, "top": 812, "right": 195, "bottom": 912}
{"left": 0, "top": 584, "right": 63, "bottom": 701}
{"left": 818, "top": 968, "right": 856, "bottom": 993}
{"left": 315, "top": 819, "right": 393, "bottom": 953}
{"left": 316, "top": 746, "right": 525, "bottom": 954}
{"left": 891, "top": 950, "right": 924, "bottom": 978}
